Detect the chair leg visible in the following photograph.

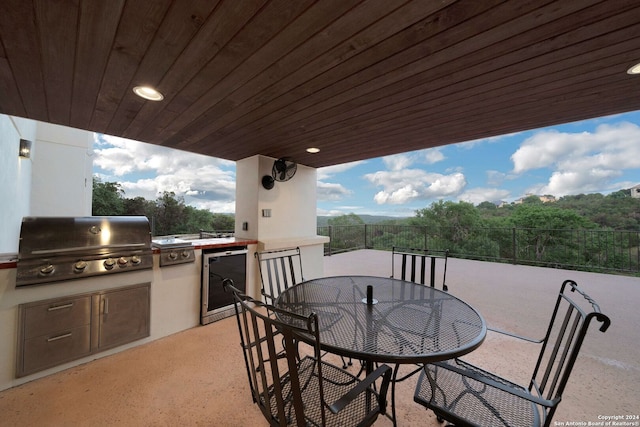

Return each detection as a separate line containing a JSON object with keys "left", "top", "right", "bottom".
{"left": 390, "top": 364, "right": 400, "bottom": 427}
{"left": 341, "top": 356, "right": 353, "bottom": 369}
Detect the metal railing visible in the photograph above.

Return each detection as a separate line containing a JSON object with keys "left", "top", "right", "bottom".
{"left": 317, "top": 225, "right": 640, "bottom": 274}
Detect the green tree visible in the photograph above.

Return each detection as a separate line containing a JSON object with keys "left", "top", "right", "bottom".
{"left": 511, "top": 204, "right": 597, "bottom": 262}
{"left": 327, "top": 214, "right": 365, "bottom": 251}
{"left": 556, "top": 192, "right": 639, "bottom": 230}
{"left": 412, "top": 201, "right": 482, "bottom": 246}
{"left": 154, "top": 191, "right": 188, "bottom": 236}
{"left": 92, "top": 177, "right": 125, "bottom": 215}
{"left": 409, "top": 201, "right": 499, "bottom": 255}
{"left": 210, "top": 213, "right": 235, "bottom": 231}
{"left": 511, "top": 204, "right": 594, "bottom": 229}
{"left": 521, "top": 195, "right": 543, "bottom": 205}
{"left": 477, "top": 201, "right": 497, "bottom": 212}
{"left": 412, "top": 200, "right": 481, "bottom": 229}
{"left": 328, "top": 213, "right": 365, "bottom": 226}
{"left": 183, "top": 206, "right": 214, "bottom": 232}
{"left": 608, "top": 189, "right": 631, "bottom": 199}
{"left": 123, "top": 196, "right": 155, "bottom": 217}
{"left": 92, "top": 175, "right": 238, "bottom": 236}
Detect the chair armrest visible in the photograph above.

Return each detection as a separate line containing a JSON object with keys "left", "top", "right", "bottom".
{"left": 487, "top": 326, "right": 543, "bottom": 343}
{"left": 328, "top": 364, "right": 392, "bottom": 414}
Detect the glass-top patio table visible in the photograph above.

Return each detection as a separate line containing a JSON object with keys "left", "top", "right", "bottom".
{"left": 274, "top": 275, "right": 487, "bottom": 425}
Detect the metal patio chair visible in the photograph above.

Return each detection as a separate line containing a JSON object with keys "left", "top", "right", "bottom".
{"left": 256, "top": 247, "right": 304, "bottom": 304}
{"left": 414, "top": 279, "right": 611, "bottom": 427}
{"left": 225, "top": 281, "right": 393, "bottom": 427}
{"left": 391, "top": 247, "right": 449, "bottom": 291}
{"left": 387, "top": 247, "right": 451, "bottom": 422}
{"left": 256, "top": 247, "right": 352, "bottom": 368}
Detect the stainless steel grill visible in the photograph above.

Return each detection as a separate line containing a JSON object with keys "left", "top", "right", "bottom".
{"left": 16, "top": 216, "right": 153, "bottom": 287}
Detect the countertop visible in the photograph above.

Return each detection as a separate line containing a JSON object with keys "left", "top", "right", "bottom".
{"left": 0, "top": 238, "right": 259, "bottom": 269}
{"left": 187, "top": 237, "right": 257, "bottom": 250}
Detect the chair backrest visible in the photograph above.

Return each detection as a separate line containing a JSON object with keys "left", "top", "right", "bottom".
{"left": 255, "top": 247, "right": 304, "bottom": 303}
{"left": 530, "top": 279, "right": 611, "bottom": 426}
{"left": 391, "top": 246, "right": 449, "bottom": 291}
{"left": 225, "top": 282, "right": 327, "bottom": 426}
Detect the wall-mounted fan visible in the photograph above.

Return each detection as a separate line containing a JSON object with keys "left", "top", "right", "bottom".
{"left": 261, "top": 157, "right": 297, "bottom": 189}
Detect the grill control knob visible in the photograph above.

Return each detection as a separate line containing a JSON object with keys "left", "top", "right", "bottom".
{"left": 40, "top": 264, "right": 55, "bottom": 275}
{"left": 181, "top": 250, "right": 191, "bottom": 259}
{"left": 104, "top": 258, "right": 116, "bottom": 270}
{"left": 118, "top": 257, "right": 128, "bottom": 266}
{"left": 74, "top": 260, "right": 88, "bottom": 271}
{"left": 168, "top": 251, "right": 178, "bottom": 260}
{"left": 131, "top": 255, "right": 141, "bottom": 265}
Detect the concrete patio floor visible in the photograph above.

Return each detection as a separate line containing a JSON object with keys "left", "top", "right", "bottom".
{"left": 0, "top": 250, "right": 638, "bottom": 426}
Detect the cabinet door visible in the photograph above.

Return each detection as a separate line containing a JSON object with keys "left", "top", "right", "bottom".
{"left": 22, "top": 325, "right": 91, "bottom": 375}
{"left": 17, "top": 295, "right": 92, "bottom": 377}
{"left": 23, "top": 296, "right": 91, "bottom": 339}
{"left": 96, "top": 284, "right": 150, "bottom": 350}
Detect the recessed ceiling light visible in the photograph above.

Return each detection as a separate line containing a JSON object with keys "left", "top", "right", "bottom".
{"left": 626, "top": 62, "right": 640, "bottom": 75}
{"left": 306, "top": 147, "right": 320, "bottom": 153}
{"left": 133, "top": 85, "right": 164, "bottom": 101}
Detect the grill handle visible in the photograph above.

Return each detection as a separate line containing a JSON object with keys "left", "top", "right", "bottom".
{"left": 32, "top": 243, "right": 148, "bottom": 255}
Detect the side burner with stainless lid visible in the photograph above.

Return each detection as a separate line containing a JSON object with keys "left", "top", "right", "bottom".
{"left": 16, "top": 216, "right": 153, "bottom": 287}
{"left": 151, "top": 237, "right": 195, "bottom": 267}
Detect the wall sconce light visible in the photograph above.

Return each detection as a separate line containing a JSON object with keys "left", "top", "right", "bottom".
{"left": 19, "top": 139, "right": 32, "bottom": 158}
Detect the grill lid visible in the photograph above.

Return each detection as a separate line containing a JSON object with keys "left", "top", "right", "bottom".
{"left": 19, "top": 216, "right": 152, "bottom": 258}
{"left": 17, "top": 216, "right": 153, "bottom": 287}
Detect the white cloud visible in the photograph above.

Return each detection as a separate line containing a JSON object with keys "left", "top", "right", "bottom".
{"left": 317, "top": 160, "right": 366, "bottom": 180}
{"left": 486, "top": 170, "right": 506, "bottom": 186}
{"left": 458, "top": 131, "right": 522, "bottom": 149}
{"left": 458, "top": 188, "right": 511, "bottom": 205}
{"left": 365, "top": 169, "right": 466, "bottom": 204}
{"left": 316, "top": 160, "right": 366, "bottom": 202}
{"left": 316, "top": 205, "right": 417, "bottom": 218}
{"left": 381, "top": 148, "right": 445, "bottom": 171}
{"left": 317, "top": 181, "right": 353, "bottom": 201}
{"left": 383, "top": 153, "right": 414, "bottom": 171}
{"left": 511, "top": 130, "right": 582, "bottom": 173}
{"left": 316, "top": 208, "right": 348, "bottom": 216}
{"left": 93, "top": 134, "right": 235, "bottom": 211}
{"left": 510, "top": 122, "right": 640, "bottom": 196}
{"left": 424, "top": 148, "right": 445, "bottom": 164}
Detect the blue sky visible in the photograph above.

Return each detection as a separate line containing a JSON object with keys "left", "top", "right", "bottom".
{"left": 93, "top": 111, "right": 640, "bottom": 217}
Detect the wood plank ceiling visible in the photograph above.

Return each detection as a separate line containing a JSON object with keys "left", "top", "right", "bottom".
{"left": 1, "top": 0, "right": 640, "bottom": 168}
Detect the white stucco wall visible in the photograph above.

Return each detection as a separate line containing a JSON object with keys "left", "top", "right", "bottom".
{"left": 258, "top": 158, "right": 318, "bottom": 240}
{"left": 235, "top": 155, "right": 327, "bottom": 298}
{"left": 30, "top": 122, "right": 93, "bottom": 216}
{"left": 235, "top": 155, "right": 320, "bottom": 242}
{"left": 0, "top": 115, "right": 93, "bottom": 255}
{"left": 234, "top": 156, "right": 261, "bottom": 241}
{"left": 0, "top": 115, "right": 36, "bottom": 255}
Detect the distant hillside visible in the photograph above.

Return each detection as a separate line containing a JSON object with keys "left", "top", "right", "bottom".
{"left": 317, "top": 214, "right": 408, "bottom": 226}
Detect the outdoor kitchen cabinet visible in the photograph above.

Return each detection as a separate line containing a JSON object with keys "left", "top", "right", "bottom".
{"left": 92, "top": 284, "right": 150, "bottom": 351}
{"left": 16, "top": 283, "right": 150, "bottom": 378}
{"left": 17, "top": 294, "right": 93, "bottom": 377}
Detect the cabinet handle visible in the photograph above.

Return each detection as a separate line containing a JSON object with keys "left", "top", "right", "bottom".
{"left": 103, "top": 298, "right": 109, "bottom": 314}
{"left": 47, "top": 332, "right": 72, "bottom": 342}
{"left": 47, "top": 302, "right": 73, "bottom": 311}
